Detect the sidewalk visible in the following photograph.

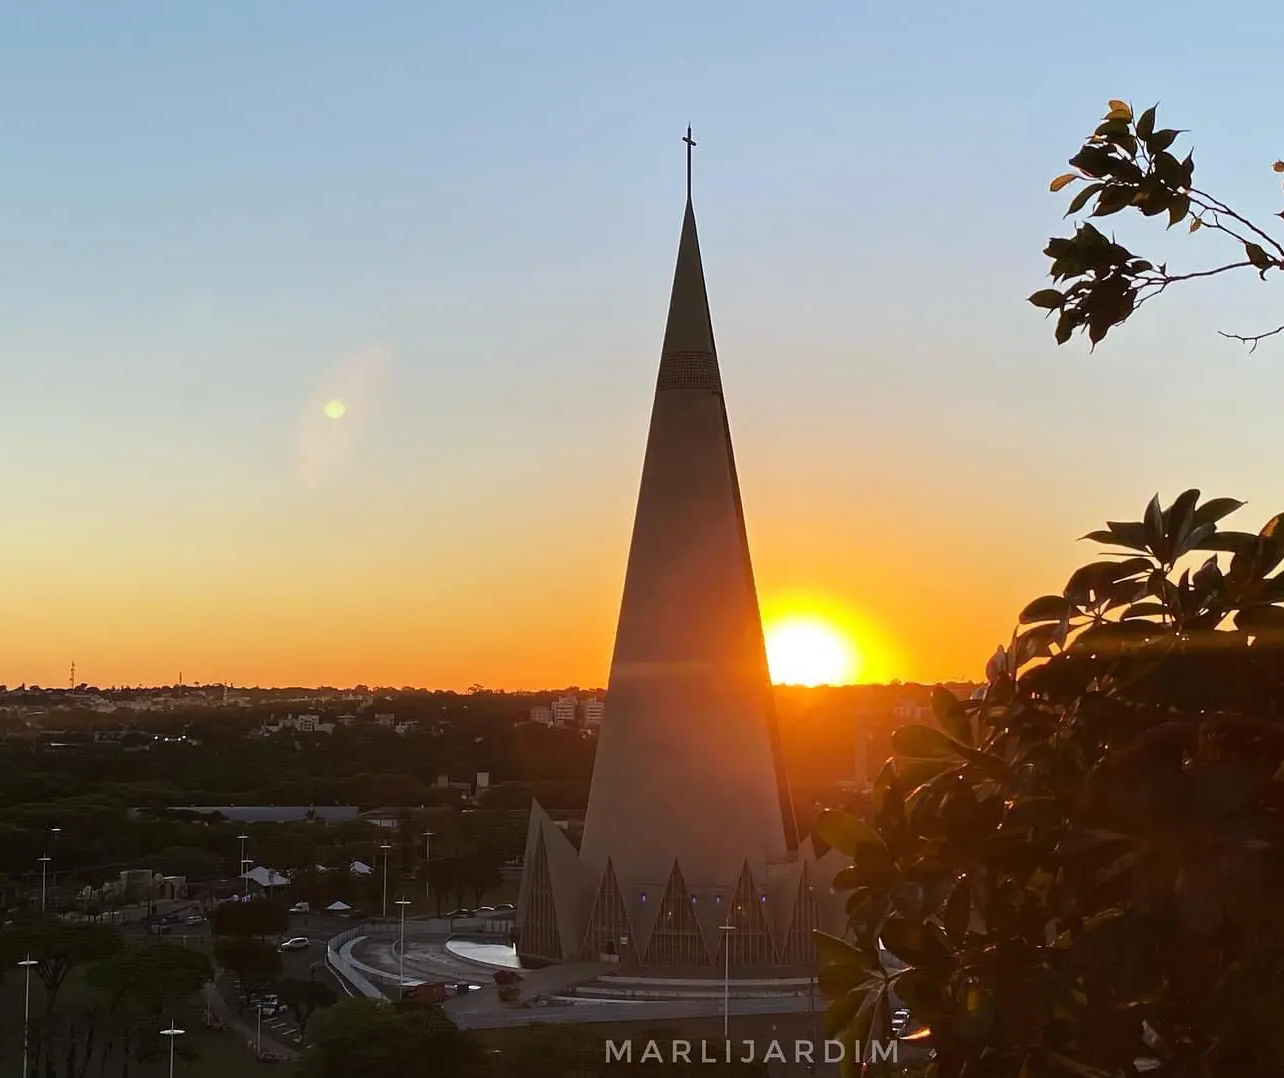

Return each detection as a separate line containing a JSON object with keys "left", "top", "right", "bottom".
{"left": 208, "top": 970, "right": 299, "bottom": 1062}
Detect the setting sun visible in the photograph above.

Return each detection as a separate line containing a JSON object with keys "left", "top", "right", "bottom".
{"left": 764, "top": 616, "right": 861, "bottom": 686}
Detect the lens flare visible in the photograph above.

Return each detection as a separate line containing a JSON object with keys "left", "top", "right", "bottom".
{"left": 295, "top": 344, "right": 391, "bottom": 489}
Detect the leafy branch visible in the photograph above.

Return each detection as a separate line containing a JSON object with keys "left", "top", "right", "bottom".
{"left": 1029, "top": 99, "right": 1284, "bottom": 349}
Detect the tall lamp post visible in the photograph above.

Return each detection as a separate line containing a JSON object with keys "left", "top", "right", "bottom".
{"left": 719, "top": 922, "right": 735, "bottom": 1042}
{"left": 238, "top": 834, "right": 250, "bottom": 897}
{"left": 38, "top": 855, "right": 52, "bottom": 914}
{"left": 18, "top": 954, "right": 38, "bottom": 1078}
{"left": 396, "top": 897, "right": 413, "bottom": 997}
{"left": 380, "top": 844, "right": 392, "bottom": 919}
{"left": 159, "top": 1022, "right": 185, "bottom": 1078}
{"left": 422, "top": 830, "right": 434, "bottom": 905}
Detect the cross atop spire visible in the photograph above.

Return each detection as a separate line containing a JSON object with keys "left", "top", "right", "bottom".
{"left": 683, "top": 125, "right": 696, "bottom": 201}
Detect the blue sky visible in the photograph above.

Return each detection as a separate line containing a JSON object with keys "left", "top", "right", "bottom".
{"left": 1, "top": 1, "right": 1282, "bottom": 687}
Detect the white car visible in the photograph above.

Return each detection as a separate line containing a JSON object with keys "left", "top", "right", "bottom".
{"left": 278, "top": 936, "right": 310, "bottom": 951}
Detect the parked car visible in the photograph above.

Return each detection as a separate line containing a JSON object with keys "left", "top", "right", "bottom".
{"left": 278, "top": 936, "right": 310, "bottom": 951}
{"left": 288, "top": 902, "right": 311, "bottom": 914}
{"left": 184, "top": 915, "right": 205, "bottom": 926}
{"left": 446, "top": 909, "right": 473, "bottom": 919}
{"left": 476, "top": 906, "right": 495, "bottom": 912}
{"left": 495, "top": 903, "right": 515, "bottom": 911}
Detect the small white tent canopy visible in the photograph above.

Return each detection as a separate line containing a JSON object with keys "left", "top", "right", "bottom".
{"left": 326, "top": 900, "right": 352, "bottom": 912}
{"left": 240, "top": 866, "right": 290, "bottom": 888}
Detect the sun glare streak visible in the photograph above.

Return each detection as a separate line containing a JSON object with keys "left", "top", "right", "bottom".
{"left": 295, "top": 344, "right": 391, "bottom": 489}
{"left": 764, "top": 615, "right": 861, "bottom": 686}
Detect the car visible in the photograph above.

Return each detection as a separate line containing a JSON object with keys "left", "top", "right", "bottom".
{"left": 278, "top": 936, "right": 310, "bottom": 951}
{"left": 495, "top": 903, "right": 515, "bottom": 911}
{"left": 476, "top": 906, "right": 495, "bottom": 912}
{"left": 288, "top": 902, "right": 311, "bottom": 914}
{"left": 445, "top": 908, "right": 472, "bottom": 919}
{"left": 185, "top": 915, "right": 205, "bottom": 925}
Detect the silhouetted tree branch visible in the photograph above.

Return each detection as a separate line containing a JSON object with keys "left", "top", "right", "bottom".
{"left": 1030, "top": 99, "right": 1284, "bottom": 349}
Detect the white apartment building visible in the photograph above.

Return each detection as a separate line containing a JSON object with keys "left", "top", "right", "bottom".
{"left": 580, "top": 697, "right": 604, "bottom": 727}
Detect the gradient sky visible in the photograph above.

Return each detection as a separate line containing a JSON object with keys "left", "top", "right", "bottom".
{"left": 3, "top": 1, "right": 1283, "bottom": 690}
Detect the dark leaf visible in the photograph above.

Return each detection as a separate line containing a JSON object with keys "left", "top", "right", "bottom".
{"left": 892, "top": 725, "right": 961, "bottom": 760}
{"left": 1174, "top": 866, "right": 1223, "bottom": 936}
{"left": 1165, "top": 488, "right": 1200, "bottom": 552}
{"left": 816, "top": 810, "right": 887, "bottom": 859}
{"left": 822, "top": 981, "right": 875, "bottom": 1039}
{"left": 1147, "top": 128, "right": 1181, "bottom": 153}
{"left": 1082, "top": 522, "right": 1149, "bottom": 551}
{"left": 1142, "top": 494, "right": 1165, "bottom": 560}
{"left": 1055, "top": 310, "right": 1078, "bottom": 345}
{"left": 931, "top": 686, "right": 972, "bottom": 746}
{"left": 1019, "top": 594, "right": 1073, "bottom": 624}
{"left": 1135, "top": 104, "right": 1157, "bottom": 141}
{"left": 1192, "top": 531, "right": 1260, "bottom": 554}
{"left": 942, "top": 877, "right": 970, "bottom": 945}
{"left": 1029, "top": 289, "right": 1065, "bottom": 310}
{"left": 1120, "top": 600, "right": 1168, "bottom": 620}
{"left": 815, "top": 930, "right": 876, "bottom": 972}
{"left": 1091, "top": 185, "right": 1134, "bottom": 218}
{"left": 1167, "top": 192, "right": 1191, "bottom": 228}
{"left": 1233, "top": 604, "right": 1284, "bottom": 633}
{"left": 1245, "top": 242, "right": 1271, "bottom": 269}
{"left": 1192, "top": 497, "right": 1246, "bottom": 529}
{"left": 1065, "top": 182, "right": 1104, "bottom": 217}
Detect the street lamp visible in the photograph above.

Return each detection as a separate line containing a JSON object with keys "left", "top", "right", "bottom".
{"left": 38, "top": 855, "right": 51, "bottom": 913}
{"left": 159, "top": 1023, "right": 185, "bottom": 1078}
{"left": 18, "top": 954, "right": 38, "bottom": 1078}
{"left": 422, "top": 830, "right": 434, "bottom": 904}
{"left": 719, "top": 922, "right": 735, "bottom": 1041}
{"left": 237, "top": 835, "right": 250, "bottom": 897}
{"left": 379, "top": 844, "right": 392, "bottom": 919}
{"left": 396, "top": 897, "right": 413, "bottom": 995}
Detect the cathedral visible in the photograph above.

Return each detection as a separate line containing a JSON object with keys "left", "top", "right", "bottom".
{"left": 516, "top": 133, "right": 847, "bottom": 970}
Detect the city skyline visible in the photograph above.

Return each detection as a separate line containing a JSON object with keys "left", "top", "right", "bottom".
{"left": 4, "top": 4, "right": 1283, "bottom": 690}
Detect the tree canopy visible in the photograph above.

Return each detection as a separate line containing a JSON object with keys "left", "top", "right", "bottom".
{"left": 0, "top": 918, "right": 122, "bottom": 1014}
{"left": 819, "top": 491, "right": 1284, "bottom": 1076}
{"left": 212, "top": 936, "right": 282, "bottom": 1008}
{"left": 1030, "top": 99, "right": 1284, "bottom": 349}
{"left": 298, "top": 998, "right": 490, "bottom": 1078}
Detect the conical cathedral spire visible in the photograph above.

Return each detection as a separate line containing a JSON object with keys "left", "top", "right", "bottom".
{"left": 578, "top": 136, "right": 798, "bottom": 893}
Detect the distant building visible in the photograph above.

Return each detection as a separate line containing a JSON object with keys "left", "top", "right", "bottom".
{"left": 131, "top": 806, "right": 361, "bottom": 825}
{"left": 580, "top": 697, "right": 604, "bottom": 727}
{"left": 530, "top": 705, "right": 555, "bottom": 727}
{"left": 892, "top": 698, "right": 932, "bottom": 721}
{"left": 551, "top": 695, "right": 577, "bottom": 726}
